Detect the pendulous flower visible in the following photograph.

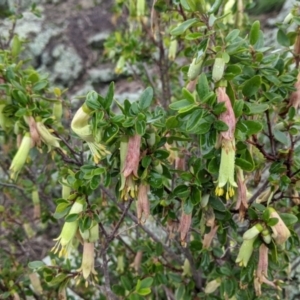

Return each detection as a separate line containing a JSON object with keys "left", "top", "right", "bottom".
{"left": 9, "top": 132, "right": 32, "bottom": 181}
{"left": 266, "top": 207, "right": 291, "bottom": 245}
{"left": 36, "top": 119, "right": 62, "bottom": 152}
{"left": 52, "top": 200, "right": 84, "bottom": 258}
{"left": 215, "top": 139, "right": 237, "bottom": 200}
{"left": 235, "top": 236, "right": 256, "bottom": 267}
{"left": 78, "top": 242, "right": 97, "bottom": 283}
{"left": 119, "top": 135, "right": 141, "bottom": 200}
{"left": 215, "top": 87, "right": 237, "bottom": 200}
{"left": 71, "top": 103, "right": 110, "bottom": 163}
{"left": 178, "top": 211, "right": 192, "bottom": 247}
{"left": 137, "top": 183, "right": 150, "bottom": 223}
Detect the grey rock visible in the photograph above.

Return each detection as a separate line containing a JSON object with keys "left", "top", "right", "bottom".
{"left": 88, "top": 65, "right": 118, "bottom": 83}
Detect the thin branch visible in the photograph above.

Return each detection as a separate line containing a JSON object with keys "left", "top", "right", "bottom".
{"left": 248, "top": 180, "right": 269, "bottom": 205}
{"left": 265, "top": 111, "right": 276, "bottom": 156}
{"left": 100, "top": 185, "right": 182, "bottom": 263}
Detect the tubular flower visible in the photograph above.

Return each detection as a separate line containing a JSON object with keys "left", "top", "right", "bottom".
{"left": 215, "top": 139, "right": 237, "bottom": 200}
{"left": 243, "top": 223, "right": 263, "bottom": 240}
{"left": 202, "top": 224, "right": 219, "bottom": 249}
{"left": 236, "top": 167, "right": 251, "bottom": 222}
{"left": 130, "top": 250, "right": 143, "bottom": 273}
{"left": 204, "top": 278, "right": 221, "bottom": 294}
{"left": 36, "top": 120, "right": 62, "bottom": 152}
{"left": 9, "top": 133, "right": 32, "bottom": 181}
{"left": 266, "top": 207, "right": 291, "bottom": 245}
{"left": 52, "top": 200, "right": 83, "bottom": 258}
{"left": 119, "top": 135, "right": 141, "bottom": 200}
{"left": 71, "top": 103, "right": 110, "bottom": 163}
{"left": 178, "top": 211, "right": 192, "bottom": 247}
{"left": 26, "top": 116, "right": 41, "bottom": 147}
{"left": 137, "top": 183, "right": 150, "bottom": 223}
{"left": 254, "top": 243, "right": 282, "bottom": 296}
{"left": 215, "top": 87, "right": 237, "bottom": 199}
{"left": 235, "top": 236, "right": 256, "bottom": 267}
{"left": 78, "top": 242, "right": 97, "bottom": 284}
{"left": 31, "top": 189, "right": 41, "bottom": 220}
{"left": 217, "top": 87, "right": 236, "bottom": 141}
{"left": 289, "top": 71, "right": 300, "bottom": 109}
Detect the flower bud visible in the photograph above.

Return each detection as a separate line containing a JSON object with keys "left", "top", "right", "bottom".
{"left": 202, "top": 225, "right": 219, "bottom": 249}
{"left": 32, "top": 189, "right": 41, "bottom": 220}
{"left": 9, "top": 133, "right": 32, "bottom": 181}
{"left": 36, "top": 120, "right": 61, "bottom": 152}
{"left": 28, "top": 273, "right": 43, "bottom": 295}
{"left": 235, "top": 236, "right": 256, "bottom": 267}
{"left": 216, "top": 87, "right": 236, "bottom": 141}
{"left": 257, "top": 243, "right": 268, "bottom": 282}
{"left": 212, "top": 57, "right": 225, "bottom": 82}
{"left": 187, "top": 57, "right": 203, "bottom": 81}
{"left": 53, "top": 101, "right": 63, "bottom": 123}
{"left": 178, "top": 211, "right": 192, "bottom": 247}
{"left": 130, "top": 250, "right": 143, "bottom": 273}
{"left": 116, "top": 255, "right": 125, "bottom": 273}
{"left": 137, "top": 184, "right": 150, "bottom": 223}
{"left": 168, "top": 39, "right": 178, "bottom": 61}
{"left": 182, "top": 258, "right": 192, "bottom": 277}
{"left": 261, "top": 229, "right": 272, "bottom": 244}
{"left": 204, "top": 278, "right": 221, "bottom": 294}
{"left": 115, "top": 56, "right": 125, "bottom": 74}
{"left": 243, "top": 223, "right": 263, "bottom": 240}
{"left": 266, "top": 207, "right": 291, "bottom": 245}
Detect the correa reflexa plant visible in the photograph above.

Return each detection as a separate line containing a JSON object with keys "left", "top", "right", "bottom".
{"left": 1, "top": 0, "right": 300, "bottom": 299}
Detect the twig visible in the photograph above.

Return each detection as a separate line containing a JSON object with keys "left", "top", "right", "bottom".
{"left": 100, "top": 185, "right": 182, "bottom": 263}
{"left": 248, "top": 180, "right": 269, "bottom": 205}
{"left": 265, "top": 111, "right": 276, "bottom": 156}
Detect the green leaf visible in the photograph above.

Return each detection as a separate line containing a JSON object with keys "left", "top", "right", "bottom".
{"left": 214, "top": 120, "right": 229, "bottom": 132}
{"left": 137, "top": 288, "right": 151, "bottom": 296}
{"left": 210, "top": 196, "right": 226, "bottom": 211}
{"left": 139, "top": 87, "right": 153, "bottom": 110}
{"left": 224, "top": 65, "right": 242, "bottom": 80}
{"left": 28, "top": 261, "right": 45, "bottom": 269}
{"left": 173, "top": 185, "right": 190, "bottom": 198}
{"left": 166, "top": 116, "right": 179, "bottom": 128}
{"left": 279, "top": 213, "right": 298, "bottom": 226}
{"left": 235, "top": 157, "right": 253, "bottom": 172}
{"left": 182, "top": 87, "right": 194, "bottom": 103}
{"left": 170, "top": 18, "right": 199, "bottom": 36}
{"left": 273, "top": 129, "right": 289, "bottom": 145}
{"left": 65, "top": 213, "right": 80, "bottom": 222}
{"left": 233, "top": 100, "right": 244, "bottom": 118}
{"left": 242, "top": 75, "right": 261, "bottom": 97}
{"left": 169, "top": 99, "right": 195, "bottom": 110}
{"left": 139, "top": 277, "right": 153, "bottom": 289}
{"left": 196, "top": 73, "right": 210, "bottom": 100}
{"left": 225, "top": 29, "right": 240, "bottom": 43}
{"left": 249, "top": 21, "right": 260, "bottom": 45}
{"left": 102, "top": 124, "right": 119, "bottom": 143}
{"left": 186, "top": 109, "right": 203, "bottom": 131}
{"left": 135, "top": 120, "right": 146, "bottom": 135}
{"left": 242, "top": 120, "right": 263, "bottom": 136}
{"left": 244, "top": 102, "right": 269, "bottom": 115}
{"left": 267, "top": 217, "right": 279, "bottom": 227}
{"left": 183, "top": 197, "right": 193, "bottom": 214}
{"left": 194, "top": 118, "right": 211, "bottom": 134}
{"left": 104, "top": 81, "right": 114, "bottom": 110}
{"left": 277, "top": 29, "right": 290, "bottom": 47}
{"left": 33, "top": 80, "right": 48, "bottom": 92}
{"left": 121, "top": 276, "right": 132, "bottom": 291}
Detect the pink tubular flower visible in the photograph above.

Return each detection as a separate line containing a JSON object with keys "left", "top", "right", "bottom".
{"left": 137, "top": 184, "right": 150, "bottom": 223}
{"left": 216, "top": 87, "right": 236, "bottom": 141}
{"left": 289, "top": 72, "right": 300, "bottom": 109}
{"left": 178, "top": 211, "right": 192, "bottom": 247}
{"left": 123, "top": 134, "right": 141, "bottom": 178}
{"left": 202, "top": 224, "right": 219, "bottom": 249}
